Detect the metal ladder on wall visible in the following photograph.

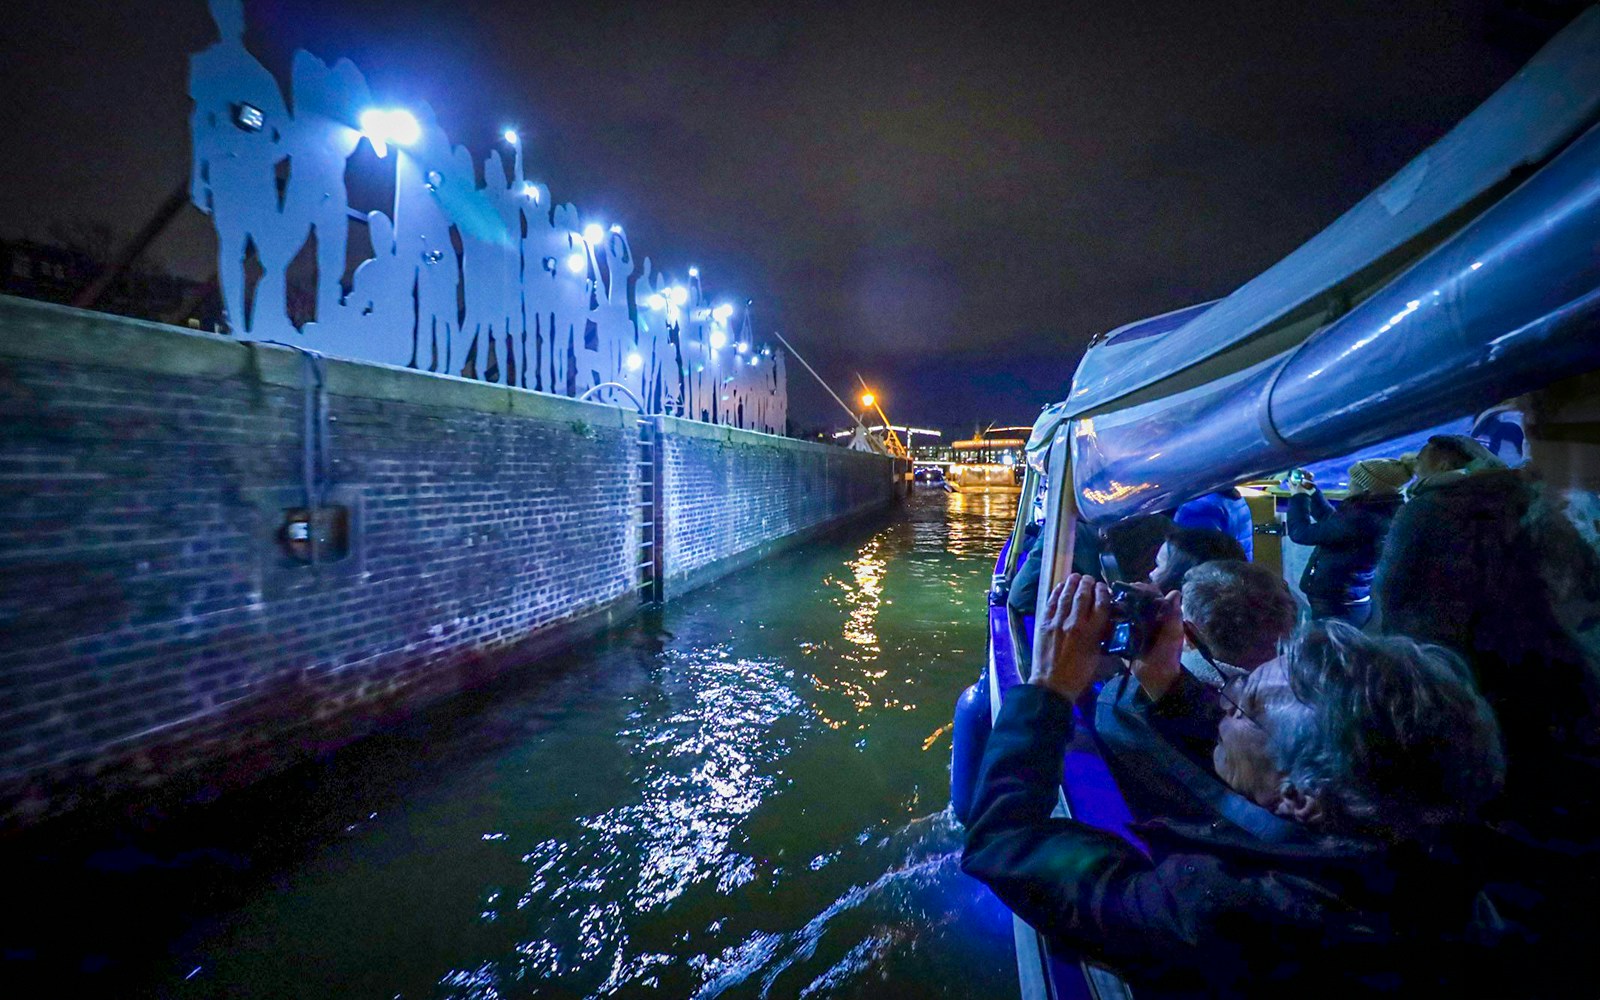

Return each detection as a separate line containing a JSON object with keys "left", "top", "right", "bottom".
{"left": 636, "top": 415, "right": 665, "bottom": 605}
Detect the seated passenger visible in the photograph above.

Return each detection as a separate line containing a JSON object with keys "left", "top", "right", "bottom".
{"left": 963, "top": 575, "right": 1504, "bottom": 995}
{"left": 1149, "top": 524, "right": 1245, "bottom": 593}
{"left": 1010, "top": 517, "right": 1113, "bottom": 618}
{"left": 1286, "top": 458, "right": 1408, "bottom": 627}
{"left": 1099, "top": 512, "right": 1171, "bottom": 582}
{"left": 1407, "top": 432, "right": 1506, "bottom": 496}
{"left": 1095, "top": 561, "right": 1299, "bottom": 824}
{"left": 1006, "top": 520, "right": 1044, "bottom": 615}
{"left": 1173, "top": 487, "right": 1255, "bottom": 560}
{"left": 1376, "top": 465, "right": 1600, "bottom": 984}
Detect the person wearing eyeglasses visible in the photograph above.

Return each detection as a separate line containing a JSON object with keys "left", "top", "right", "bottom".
{"left": 962, "top": 575, "right": 1506, "bottom": 994}
{"left": 1092, "top": 561, "right": 1299, "bottom": 827}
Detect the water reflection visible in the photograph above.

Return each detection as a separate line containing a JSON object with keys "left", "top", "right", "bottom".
{"left": 128, "top": 490, "right": 1020, "bottom": 1000}
{"left": 440, "top": 651, "right": 803, "bottom": 996}
{"left": 688, "top": 810, "right": 1012, "bottom": 999}
{"left": 842, "top": 537, "right": 885, "bottom": 654}
{"left": 909, "top": 486, "right": 1019, "bottom": 558}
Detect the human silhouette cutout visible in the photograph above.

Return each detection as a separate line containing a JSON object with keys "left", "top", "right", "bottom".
{"left": 549, "top": 202, "right": 591, "bottom": 395}
{"left": 190, "top": 0, "right": 295, "bottom": 338}
{"left": 391, "top": 105, "right": 460, "bottom": 372}
{"left": 285, "top": 50, "right": 370, "bottom": 327}
{"left": 343, "top": 210, "right": 414, "bottom": 366}
{"left": 187, "top": 4, "right": 784, "bottom": 427}
{"left": 480, "top": 143, "right": 529, "bottom": 385}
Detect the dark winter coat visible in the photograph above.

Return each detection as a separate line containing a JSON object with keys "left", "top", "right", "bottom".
{"left": 1377, "top": 469, "right": 1600, "bottom": 990}
{"left": 1092, "top": 670, "right": 1294, "bottom": 831}
{"left": 1287, "top": 489, "right": 1403, "bottom": 604}
{"left": 962, "top": 685, "right": 1486, "bottom": 996}
{"left": 1174, "top": 490, "right": 1255, "bottom": 561}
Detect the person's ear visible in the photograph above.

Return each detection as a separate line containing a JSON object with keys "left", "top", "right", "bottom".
{"left": 1273, "top": 782, "right": 1324, "bottom": 826}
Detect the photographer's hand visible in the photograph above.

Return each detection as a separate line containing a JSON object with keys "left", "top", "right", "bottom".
{"left": 1031, "top": 574, "right": 1111, "bottom": 701}
{"left": 1130, "top": 591, "right": 1184, "bottom": 701}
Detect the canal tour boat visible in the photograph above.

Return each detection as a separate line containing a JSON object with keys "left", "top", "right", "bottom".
{"left": 950, "top": 10, "right": 1600, "bottom": 998}
{"left": 948, "top": 427, "right": 1032, "bottom": 488}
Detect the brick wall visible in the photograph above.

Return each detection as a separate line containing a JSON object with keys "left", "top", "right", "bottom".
{"left": 0, "top": 296, "right": 895, "bottom": 829}
{"left": 660, "top": 416, "right": 900, "bottom": 597}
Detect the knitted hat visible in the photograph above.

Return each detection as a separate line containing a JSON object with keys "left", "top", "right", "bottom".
{"left": 1348, "top": 457, "right": 1413, "bottom": 496}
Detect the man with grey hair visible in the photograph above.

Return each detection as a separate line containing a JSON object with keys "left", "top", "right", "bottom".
{"left": 1093, "top": 560, "right": 1298, "bottom": 824}
{"left": 1181, "top": 560, "right": 1300, "bottom": 677}
{"left": 964, "top": 575, "right": 1505, "bottom": 993}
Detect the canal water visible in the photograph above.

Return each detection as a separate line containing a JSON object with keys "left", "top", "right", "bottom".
{"left": 8, "top": 488, "right": 1020, "bottom": 998}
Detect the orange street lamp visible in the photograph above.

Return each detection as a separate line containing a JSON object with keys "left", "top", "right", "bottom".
{"left": 854, "top": 379, "right": 909, "bottom": 460}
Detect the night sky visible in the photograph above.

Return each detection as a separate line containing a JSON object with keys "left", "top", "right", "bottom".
{"left": 0, "top": 1, "right": 1578, "bottom": 432}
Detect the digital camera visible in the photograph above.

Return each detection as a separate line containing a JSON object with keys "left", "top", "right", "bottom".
{"left": 1099, "top": 582, "right": 1163, "bottom": 659}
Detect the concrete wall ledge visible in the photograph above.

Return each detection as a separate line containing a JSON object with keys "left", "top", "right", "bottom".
{"left": 659, "top": 412, "right": 874, "bottom": 459}
{"left": 0, "top": 294, "right": 631, "bottom": 429}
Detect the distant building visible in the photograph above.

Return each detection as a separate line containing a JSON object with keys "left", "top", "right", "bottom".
{"left": 1, "top": 238, "right": 221, "bottom": 330}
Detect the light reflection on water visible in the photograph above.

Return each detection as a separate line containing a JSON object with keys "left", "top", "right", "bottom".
{"left": 493, "top": 650, "right": 801, "bottom": 993}
{"left": 134, "top": 488, "right": 1018, "bottom": 999}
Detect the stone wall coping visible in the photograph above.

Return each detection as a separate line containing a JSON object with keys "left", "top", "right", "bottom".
{"left": 0, "top": 295, "right": 894, "bottom": 463}
{"left": 0, "top": 294, "right": 634, "bottom": 429}
{"left": 658, "top": 412, "right": 887, "bottom": 461}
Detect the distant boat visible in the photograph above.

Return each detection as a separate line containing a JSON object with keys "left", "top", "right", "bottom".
{"left": 947, "top": 426, "right": 1029, "bottom": 488}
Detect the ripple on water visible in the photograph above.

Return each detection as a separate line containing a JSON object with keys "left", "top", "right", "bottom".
{"left": 145, "top": 490, "right": 1018, "bottom": 1000}
{"left": 688, "top": 810, "right": 1011, "bottom": 999}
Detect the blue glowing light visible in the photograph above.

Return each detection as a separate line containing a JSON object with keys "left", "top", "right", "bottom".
{"left": 359, "top": 108, "right": 420, "bottom": 153}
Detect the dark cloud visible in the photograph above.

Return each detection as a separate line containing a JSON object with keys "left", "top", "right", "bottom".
{"left": 0, "top": 0, "right": 1576, "bottom": 430}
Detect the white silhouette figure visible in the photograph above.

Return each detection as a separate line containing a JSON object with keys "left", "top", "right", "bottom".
{"left": 549, "top": 202, "right": 591, "bottom": 395}
{"left": 480, "top": 144, "right": 529, "bottom": 385}
{"left": 581, "top": 225, "right": 636, "bottom": 405}
{"left": 391, "top": 105, "right": 460, "bottom": 372}
{"left": 285, "top": 50, "right": 369, "bottom": 327}
{"left": 633, "top": 261, "right": 678, "bottom": 414}
{"left": 188, "top": 5, "right": 784, "bottom": 428}
{"left": 190, "top": 0, "right": 296, "bottom": 338}
{"left": 342, "top": 210, "right": 413, "bottom": 365}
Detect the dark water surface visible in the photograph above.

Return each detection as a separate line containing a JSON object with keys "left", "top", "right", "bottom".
{"left": 7, "top": 488, "right": 1020, "bottom": 998}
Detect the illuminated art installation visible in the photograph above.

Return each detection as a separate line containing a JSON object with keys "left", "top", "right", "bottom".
{"left": 188, "top": 0, "right": 786, "bottom": 432}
